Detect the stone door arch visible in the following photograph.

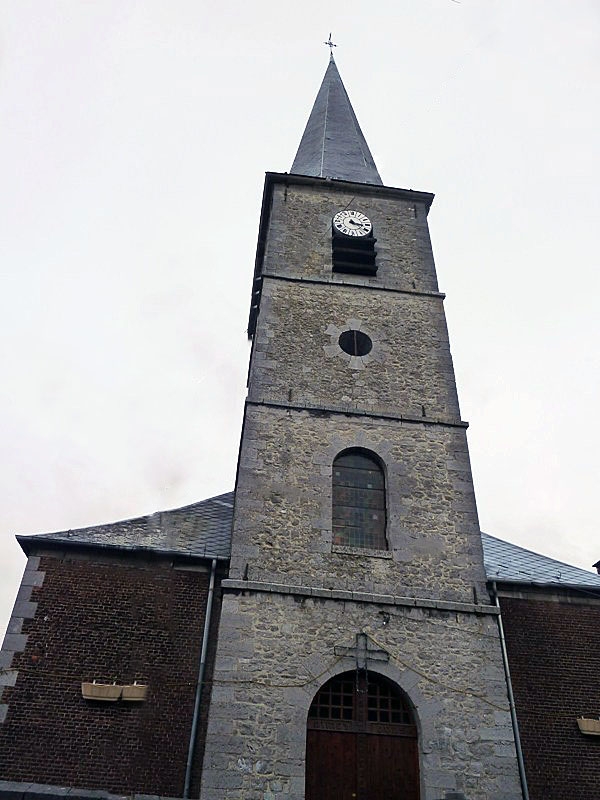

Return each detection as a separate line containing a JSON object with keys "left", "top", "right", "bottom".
{"left": 305, "top": 670, "right": 420, "bottom": 800}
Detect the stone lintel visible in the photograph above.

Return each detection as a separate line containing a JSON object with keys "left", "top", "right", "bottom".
{"left": 221, "top": 579, "right": 499, "bottom": 616}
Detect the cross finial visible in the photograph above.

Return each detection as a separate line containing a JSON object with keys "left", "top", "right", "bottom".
{"left": 323, "top": 33, "right": 337, "bottom": 55}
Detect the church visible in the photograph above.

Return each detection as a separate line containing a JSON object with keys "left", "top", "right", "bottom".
{"left": 1, "top": 55, "right": 599, "bottom": 800}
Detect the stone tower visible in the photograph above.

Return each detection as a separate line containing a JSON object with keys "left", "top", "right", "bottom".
{"left": 200, "top": 57, "right": 522, "bottom": 800}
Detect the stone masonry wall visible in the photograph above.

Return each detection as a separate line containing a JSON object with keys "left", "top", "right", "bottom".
{"left": 263, "top": 183, "right": 438, "bottom": 294}
{"left": 0, "top": 552, "right": 217, "bottom": 797}
{"left": 231, "top": 405, "right": 487, "bottom": 604}
{"left": 202, "top": 173, "right": 520, "bottom": 799}
{"left": 249, "top": 279, "right": 460, "bottom": 421}
{"left": 501, "top": 595, "right": 600, "bottom": 800}
{"left": 200, "top": 589, "right": 521, "bottom": 800}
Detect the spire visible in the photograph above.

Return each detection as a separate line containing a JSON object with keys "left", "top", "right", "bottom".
{"left": 291, "top": 56, "right": 383, "bottom": 186}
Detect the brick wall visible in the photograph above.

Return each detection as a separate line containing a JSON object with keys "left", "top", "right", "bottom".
{"left": 501, "top": 595, "right": 600, "bottom": 800}
{"left": 0, "top": 551, "right": 219, "bottom": 797}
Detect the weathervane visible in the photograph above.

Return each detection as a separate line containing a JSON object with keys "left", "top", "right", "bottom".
{"left": 323, "top": 33, "right": 337, "bottom": 54}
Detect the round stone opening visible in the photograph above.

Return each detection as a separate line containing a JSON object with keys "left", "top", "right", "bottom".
{"left": 338, "top": 330, "right": 372, "bottom": 357}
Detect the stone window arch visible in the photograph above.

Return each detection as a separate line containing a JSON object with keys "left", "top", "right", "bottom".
{"left": 332, "top": 448, "right": 387, "bottom": 550}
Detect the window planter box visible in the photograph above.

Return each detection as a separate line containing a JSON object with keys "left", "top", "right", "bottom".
{"left": 121, "top": 683, "right": 148, "bottom": 702}
{"left": 81, "top": 682, "right": 121, "bottom": 702}
{"left": 577, "top": 717, "right": 600, "bottom": 735}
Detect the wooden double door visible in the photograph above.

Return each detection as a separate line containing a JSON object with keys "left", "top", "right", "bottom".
{"left": 305, "top": 672, "right": 419, "bottom": 800}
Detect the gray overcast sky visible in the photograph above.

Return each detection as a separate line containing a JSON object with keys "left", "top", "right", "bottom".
{"left": 2, "top": 1, "right": 599, "bottom": 635}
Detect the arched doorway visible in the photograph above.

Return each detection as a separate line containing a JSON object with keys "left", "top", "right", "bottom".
{"left": 306, "top": 671, "right": 419, "bottom": 800}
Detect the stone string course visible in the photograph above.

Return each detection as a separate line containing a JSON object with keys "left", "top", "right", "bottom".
{"left": 222, "top": 578, "right": 499, "bottom": 616}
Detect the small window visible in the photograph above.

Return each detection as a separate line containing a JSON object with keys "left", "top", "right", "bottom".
{"left": 338, "top": 330, "right": 372, "bottom": 356}
{"left": 331, "top": 211, "right": 377, "bottom": 276}
{"left": 332, "top": 449, "right": 387, "bottom": 549}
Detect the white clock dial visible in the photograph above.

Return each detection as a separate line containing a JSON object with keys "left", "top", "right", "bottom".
{"left": 332, "top": 209, "right": 372, "bottom": 238}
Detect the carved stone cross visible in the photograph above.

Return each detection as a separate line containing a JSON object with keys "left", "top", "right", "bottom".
{"left": 334, "top": 632, "right": 389, "bottom": 671}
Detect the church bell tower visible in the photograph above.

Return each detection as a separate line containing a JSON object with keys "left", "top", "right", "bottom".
{"left": 200, "top": 56, "right": 522, "bottom": 800}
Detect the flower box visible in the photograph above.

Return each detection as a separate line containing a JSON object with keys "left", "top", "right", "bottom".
{"left": 81, "top": 682, "right": 121, "bottom": 702}
{"left": 121, "top": 683, "right": 148, "bottom": 702}
{"left": 577, "top": 717, "right": 600, "bottom": 735}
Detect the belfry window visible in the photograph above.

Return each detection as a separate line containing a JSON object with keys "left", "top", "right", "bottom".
{"left": 332, "top": 449, "right": 387, "bottom": 549}
{"left": 331, "top": 209, "right": 378, "bottom": 276}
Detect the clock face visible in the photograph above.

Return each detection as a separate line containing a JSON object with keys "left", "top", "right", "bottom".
{"left": 333, "top": 209, "right": 372, "bottom": 238}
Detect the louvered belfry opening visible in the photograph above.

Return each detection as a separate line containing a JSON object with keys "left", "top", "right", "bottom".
{"left": 332, "top": 449, "right": 387, "bottom": 549}
{"left": 332, "top": 230, "right": 377, "bottom": 275}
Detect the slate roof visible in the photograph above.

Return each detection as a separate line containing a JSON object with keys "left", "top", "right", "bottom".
{"left": 482, "top": 531, "right": 600, "bottom": 589}
{"left": 290, "top": 55, "right": 383, "bottom": 186}
{"left": 17, "top": 492, "right": 234, "bottom": 560}
{"left": 18, "top": 493, "right": 600, "bottom": 590}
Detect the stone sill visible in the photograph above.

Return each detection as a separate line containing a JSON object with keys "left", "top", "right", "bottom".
{"left": 332, "top": 545, "right": 392, "bottom": 559}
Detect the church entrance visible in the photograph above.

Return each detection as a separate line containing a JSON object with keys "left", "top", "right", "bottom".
{"left": 305, "top": 671, "right": 420, "bottom": 800}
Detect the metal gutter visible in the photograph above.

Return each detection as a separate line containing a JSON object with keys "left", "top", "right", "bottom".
{"left": 183, "top": 557, "right": 218, "bottom": 798}
{"left": 16, "top": 534, "right": 230, "bottom": 563}
{"left": 491, "top": 581, "right": 529, "bottom": 800}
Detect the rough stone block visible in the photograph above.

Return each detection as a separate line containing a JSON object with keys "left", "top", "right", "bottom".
{"left": 25, "top": 785, "right": 70, "bottom": 799}
{"left": 0, "top": 671, "right": 18, "bottom": 688}
{"left": 20, "top": 571, "right": 45, "bottom": 587}
{"left": 11, "top": 601, "right": 37, "bottom": 619}
{"left": 1, "top": 634, "right": 27, "bottom": 653}
{"left": 5, "top": 619, "right": 22, "bottom": 638}
{"left": 0, "top": 781, "right": 31, "bottom": 800}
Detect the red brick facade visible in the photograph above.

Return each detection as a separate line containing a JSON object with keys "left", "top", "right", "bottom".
{"left": 501, "top": 594, "right": 600, "bottom": 800}
{"left": 0, "top": 552, "right": 220, "bottom": 797}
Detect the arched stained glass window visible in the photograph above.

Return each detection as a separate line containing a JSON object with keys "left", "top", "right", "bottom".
{"left": 332, "top": 449, "right": 387, "bottom": 549}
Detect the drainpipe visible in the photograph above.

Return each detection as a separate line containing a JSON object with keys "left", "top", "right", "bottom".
{"left": 491, "top": 581, "right": 529, "bottom": 800}
{"left": 183, "top": 557, "right": 218, "bottom": 798}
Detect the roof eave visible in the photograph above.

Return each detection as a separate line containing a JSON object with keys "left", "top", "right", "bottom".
{"left": 269, "top": 171, "right": 435, "bottom": 206}
{"left": 16, "top": 533, "right": 230, "bottom": 563}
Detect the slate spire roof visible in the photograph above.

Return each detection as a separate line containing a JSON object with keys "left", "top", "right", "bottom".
{"left": 290, "top": 55, "right": 383, "bottom": 186}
